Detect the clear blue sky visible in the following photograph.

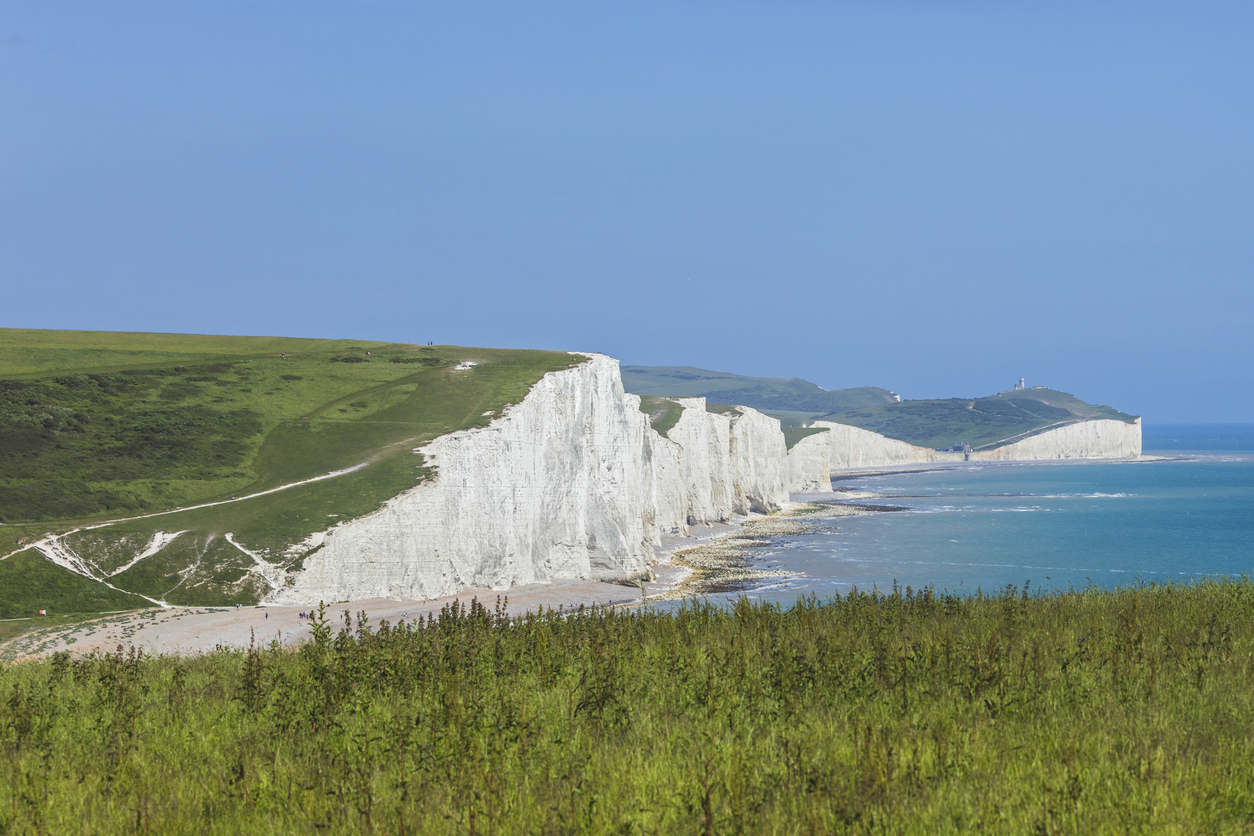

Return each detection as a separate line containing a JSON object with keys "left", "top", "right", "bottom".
{"left": 3, "top": 1, "right": 1251, "bottom": 422}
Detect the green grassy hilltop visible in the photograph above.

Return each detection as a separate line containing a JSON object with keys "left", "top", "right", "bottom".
{"left": 621, "top": 365, "right": 897, "bottom": 416}
{"left": 622, "top": 364, "right": 1138, "bottom": 450}
{"left": 0, "top": 329, "right": 580, "bottom": 611}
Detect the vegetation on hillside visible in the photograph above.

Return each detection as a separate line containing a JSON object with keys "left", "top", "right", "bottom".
{"left": 623, "top": 365, "right": 1137, "bottom": 450}
{"left": 0, "top": 552, "right": 152, "bottom": 618}
{"left": 0, "top": 329, "right": 581, "bottom": 607}
{"left": 622, "top": 365, "right": 895, "bottom": 415}
{"left": 0, "top": 329, "right": 366, "bottom": 380}
{"left": 2, "top": 581, "right": 1252, "bottom": 833}
{"left": 636, "top": 395, "right": 684, "bottom": 438}
{"left": 823, "top": 388, "right": 1138, "bottom": 450}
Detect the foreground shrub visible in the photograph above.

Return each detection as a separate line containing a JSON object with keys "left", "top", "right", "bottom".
{"left": 3, "top": 581, "right": 1254, "bottom": 833}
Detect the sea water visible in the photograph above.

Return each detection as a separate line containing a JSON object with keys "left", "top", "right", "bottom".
{"left": 732, "top": 425, "right": 1254, "bottom": 605}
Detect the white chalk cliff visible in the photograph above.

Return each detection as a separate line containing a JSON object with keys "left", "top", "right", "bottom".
{"left": 816, "top": 421, "right": 966, "bottom": 469}
{"left": 784, "top": 430, "right": 834, "bottom": 493}
{"left": 783, "top": 417, "right": 1142, "bottom": 481}
{"left": 271, "top": 356, "right": 790, "bottom": 604}
{"left": 969, "top": 418, "right": 1141, "bottom": 460}
{"left": 268, "top": 359, "right": 1144, "bottom": 603}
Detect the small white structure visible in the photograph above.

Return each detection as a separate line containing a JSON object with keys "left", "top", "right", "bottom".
{"left": 1014, "top": 377, "right": 1025, "bottom": 391}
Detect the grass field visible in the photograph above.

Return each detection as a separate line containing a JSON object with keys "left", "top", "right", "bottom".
{"left": 1, "top": 581, "right": 1252, "bottom": 833}
{"left": 0, "top": 552, "right": 153, "bottom": 618}
{"left": 0, "top": 329, "right": 581, "bottom": 608}
{"left": 636, "top": 396, "right": 685, "bottom": 438}
{"left": 0, "top": 329, "right": 375, "bottom": 379}
{"left": 823, "top": 389, "right": 1138, "bottom": 450}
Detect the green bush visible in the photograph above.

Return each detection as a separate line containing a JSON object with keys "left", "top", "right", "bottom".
{"left": 2, "top": 582, "right": 1253, "bottom": 832}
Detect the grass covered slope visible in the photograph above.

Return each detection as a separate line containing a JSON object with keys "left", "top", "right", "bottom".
{"left": 3, "top": 582, "right": 1253, "bottom": 833}
{"left": 823, "top": 388, "right": 1138, "bottom": 450}
{"left": 0, "top": 552, "right": 152, "bottom": 618}
{"left": 0, "top": 328, "right": 581, "bottom": 607}
{"left": 622, "top": 365, "right": 896, "bottom": 415}
{"left": 0, "top": 329, "right": 356, "bottom": 379}
{"left": 1, "top": 329, "right": 392, "bottom": 521}
{"left": 1, "top": 329, "right": 576, "bottom": 522}
{"left": 635, "top": 395, "right": 685, "bottom": 438}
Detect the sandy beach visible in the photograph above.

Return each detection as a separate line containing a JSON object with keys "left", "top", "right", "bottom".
{"left": 2, "top": 498, "right": 879, "bottom": 659}
{"left": 0, "top": 579, "right": 644, "bottom": 661}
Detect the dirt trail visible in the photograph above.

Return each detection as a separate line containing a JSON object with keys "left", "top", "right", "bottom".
{"left": 2, "top": 462, "right": 370, "bottom": 567}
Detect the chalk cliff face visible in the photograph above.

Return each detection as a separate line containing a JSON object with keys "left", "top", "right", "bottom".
{"left": 970, "top": 418, "right": 1141, "bottom": 461}
{"left": 664, "top": 399, "right": 790, "bottom": 522}
{"left": 276, "top": 355, "right": 655, "bottom": 602}
{"left": 813, "top": 421, "right": 966, "bottom": 468}
{"left": 729, "top": 407, "right": 789, "bottom": 513}
{"left": 781, "top": 418, "right": 1142, "bottom": 487}
{"left": 785, "top": 431, "right": 833, "bottom": 492}
{"left": 272, "top": 357, "right": 790, "bottom": 604}
{"left": 666, "top": 399, "right": 734, "bottom": 525}
{"left": 783, "top": 422, "right": 963, "bottom": 493}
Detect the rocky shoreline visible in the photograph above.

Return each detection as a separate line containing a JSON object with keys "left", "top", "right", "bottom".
{"left": 648, "top": 501, "right": 905, "bottom": 599}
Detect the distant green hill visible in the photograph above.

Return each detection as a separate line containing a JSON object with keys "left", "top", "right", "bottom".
{"left": 621, "top": 366, "right": 896, "bottom": 416}
{"left": 0, "top": 328, "right": 578, "bottom": 611}
{"left": 620, "top": 367, "right": 1136, "bottom": 449}
{"left": 821, "top": 388, "right": 1139, "bottom": 450}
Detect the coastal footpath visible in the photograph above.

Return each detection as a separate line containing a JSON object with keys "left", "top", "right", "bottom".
{"left": 273, "top": 355, "right": 1141, "bottom": 602}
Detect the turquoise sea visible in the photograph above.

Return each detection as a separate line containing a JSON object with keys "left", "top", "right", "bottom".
{"left": 738, "top": 424, "right": 1254, "bottom": 604}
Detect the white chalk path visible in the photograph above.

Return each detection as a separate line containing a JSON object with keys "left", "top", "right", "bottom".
{"left": 108, "top": 531, "right": 189, "bottom": 577}
{"left": 973, "top": 419, "right": 1077, "bottom": 451}
{"left": 1, "top": 462, "right": 371, "bottom": 606}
